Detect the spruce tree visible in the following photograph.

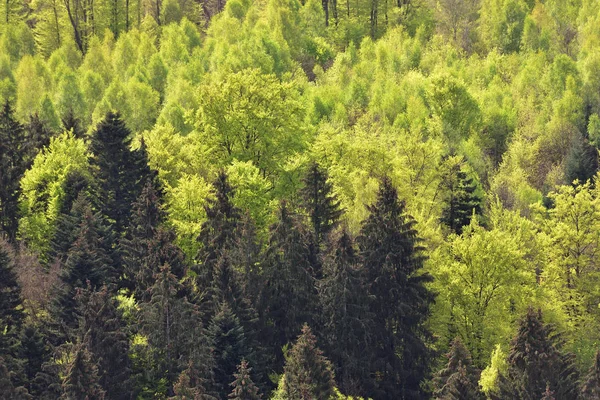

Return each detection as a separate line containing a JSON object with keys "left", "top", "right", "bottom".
{"left": 357, "top": 176, "right": 434, "bottom": 399}
{"left": 440, "top": 164, "right": 481, "bottom": 234}
{"left": 283, "top": 324, "right": 335, "bottom": 400}
{"left": 300, "top": 161, "right": 342, "bottom": 248}
{"left": 496, "top": 308, "right": 579, "bottom": 400}
{"left": 61, "top": 109, "right": 84, "bottom": 139}
{"left": 18, "top": 324, "right": 50, "bottom": 397}
{"left": 208, "top": 302, "right": 250, "bottom": 397}
{"left": 581, "top": 351, "right": 600, "bottom": 399}
{"left": 74, "top": 285, "right": 132, "bottom": 400}
{"left": 23, "top": 114, "right": 53, "bottom": 165}
{"left": 258, "top": 202, "right": 318, "bottom": 370}
{"left": 541, "top": 385, "right": 556, "bottom": 400}
{"left": 229, "top": 360, "right": 262, "bottom": 400}
{"left": 59, "top": 343, "right": 105, "bottom": 400}
{"left": 0, "top": 356, "right": 31, "bottom": 400}
{"left": 0, "top": 102, "right": 26, "bottom": 241}
{"left": 433, "top": 338, "right": 482, "bottom": 399}
{"left": 89, "top": 112, "right": 154, "bottom": 235}
{"left": 318, "top": 228, "right": 373, "bottom": 396}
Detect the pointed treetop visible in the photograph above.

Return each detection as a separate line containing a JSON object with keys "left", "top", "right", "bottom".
{"left": 229, "top": 359, "right": 261, "bottom": 400}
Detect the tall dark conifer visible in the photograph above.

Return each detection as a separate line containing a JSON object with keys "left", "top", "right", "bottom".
{"left": 89, "top": 112, "right": 154, "bottom": 235}
{"left": 580, "top": 351, "right": 600, "bottom": 399}
{"left": 59, "top": 343, "right": 105, "bottom": 400}
{"left": 440, "top": 165, "right": 481, "bottom": 234}
{"left": 61, "top": 109, "right": 84, "bottom": 139}
{"left": 496, "top": 308, "right": 579, "bottom": 400}
{"left": 433, "top": 337, "right": 482, "bottom": 399}
{"left": 258, "top": 202, "right": 318, "bottom": 370}
{"left": 229, "top": 360, "right": 262, "bottom": 400}
{"left": 357, "top": 176, "right": 434, "bottom": 399}
{"left": 318, "top": 228, "right": 372, "bottom": 396}
{"left": 283, "top": 324, "right": 335, "bottom": 400}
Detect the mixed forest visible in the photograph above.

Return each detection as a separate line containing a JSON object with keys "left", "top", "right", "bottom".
{"left": 3, "top": 0, "right": 600, "bottom": 398}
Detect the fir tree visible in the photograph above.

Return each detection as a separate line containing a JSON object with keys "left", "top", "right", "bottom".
{"left": 229, "top": 360, "right": 262, "bottom": 400}
{"left": 18, "top": 324, "right": 50, "bottom": 397}
{"left": 258, "top": 202, "right": 318, "bottom": 370}
{"left": 0, "top": 356, "right": 31, "bottom": 400}
{"left": 440, "top": 164, "right": 481, "bottom": 234}
{"left": 496, "top": 308, "right": 579, "bottom": 400}
{"left": 74, "top": 285, "right": 132, "bottom": 400}
{"left": 0, "top": 102, "right": 26, "bottom": 241}
{"left": 23, "top": 114, "right": 53, "bottom": 165}
{"left": 171, "top": 360, "right": 217, "bottom": 400}
{"left": 565, "top": 132, "right": 598, "bottom": 185}
{"left": 209, "top": 302, "right": 250, "bottom": 397}
{"left": 580, "top": 351, "right": 600, "bottom": 399}
{"left": 61, "top": 109, "right": 84, "bottom": 139}
{"left": 300, "top": 161, "right": 342, "bottom": 248}
{"left": 318, "top": 228, "right": 373, "bottom": 396}
{"left": 433, "top": 338, "right": 482, "bottom": 399}
{"left": 283, "top": 324, "right": 335, "bottom": 400}
{"left": 89, "top": 112, "right": 154, "bottom": 234}
{"left": 59, "top": 343, "right": 105, "bottom": 400}
{"left": 357, "top": 176, "right": 434, "bottom": 399}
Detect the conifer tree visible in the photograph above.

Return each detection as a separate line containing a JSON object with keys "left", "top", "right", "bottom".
{"left": 24, "top": 114, "right": 53, "bottom": 165}
{"left": 229, "top": 360, "right": 262, "bottom": 400}
{"left": 258, "top": 202, "right": 318, "bottom": 369}
{"left": 0, "top": 356, "right": 30, "bottom": 399}
{"left": 171, "top": 360, "right": 217, "bottom": 400}
{"left": 59, "top": 343, "right": 105, "bottom": 400}
{"left": 581, "top": 351, "right": 600, "bottom": 399}
{"left": 496, "top": 308, "right": 579, "bottom": 400}
{"left": 0, "top": 102, "right": 26, "bottom": 241}
{"left": 209, "top": 302, "right": 250, "bottom": 397}
{"left": 541, "top": 385, "right": 556, "bottom": 400}
{"left": 357, "top": 176, "right": 434, "bottom": 399}
{"left": 318, "top": 228, "right": 372, "bottom": 396}
{"left": 433, "top": 338, "right": 482, "bottom": 399}
{"left": 89, "top": 112, "right": 154, "bottom": 234}
{"left": 228, "top": 212, "right": 262, "bottom": 304}
{"left": 74, "top": 285, "right": 132, "bottom": 400}
{"left": 61, "top": 109, "right": 84, "bottom": 139}
{"left": 300, "top": 162, "right": 342, "bottom": 248}
{"left": 283, "top": 324, "right": 335, "bottom": 400}
{"left": 440, "top": 165, "right": 481, "bottom": 234}
{"left": 18, "top": 324, "right": 50, "bottom": 397}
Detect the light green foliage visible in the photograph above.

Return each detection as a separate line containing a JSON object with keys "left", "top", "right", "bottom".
{"left": 19, "top": 132, "right": 90, "bottom": 254}
{"left": 479, "top": 344, "right": 508, "bottom": 396}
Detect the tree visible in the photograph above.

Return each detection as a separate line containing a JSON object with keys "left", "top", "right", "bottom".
{"left": 60, "top": 343, "right": 105, "bottom": 400}
{"left": 581, "top": 351, "right": 600, "bottom": 399}
{"left": 229, "top": 360, "right": 262, "bottom": 400}
{"left": 495, "top": 308, "right": 579, "bottom": 400}
{"left": 433, "top": 338, "right": 483, "bottom": 399}
{"left": 258, "top": 202, "right": 318, "bottom": 370}
{"left": 357, "top": 176, "right": 434, "bottom": 399}
{"left": 440, "top": 164, "right": 481, "bottom": 234}
{"left": 0, "top": 356, "right": 30, "bottom": 400}
{"left": 0, "top": 101, "right": 25, "bottom": 241}
{"left": 89, "top": 111, "right": 154, "bottom": 235}
{"left": 282, "top": 324, "right": 335, "bottom": 400}
{"left": 318, "top": 228, "right": 372, "bottom": 396}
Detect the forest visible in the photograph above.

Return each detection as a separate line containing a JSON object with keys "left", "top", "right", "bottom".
{"left": 2, "top": 0, "right": 600, "bottom": 398}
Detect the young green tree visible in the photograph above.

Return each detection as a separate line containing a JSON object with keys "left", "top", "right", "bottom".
{"left": 282, "top": 324, "right": 335, "bottom": 400}
{"left": 357, "top": 176, "right": 434, "bottom": 399}
{"left": 229, "top": 360, "right": 262, "bottom": 400}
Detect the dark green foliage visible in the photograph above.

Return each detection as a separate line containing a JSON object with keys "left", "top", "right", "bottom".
{"left": 59, "top": 343, "right": 105, "bottom": 400}
{"left": 496, "top": 308, "right": 579, "bottom": 400}
{"left": 229, "top": 360, "right": 261, "bottom": 400}
{"left": 0, "top": 102, "right": 26, "bottom": 241}
{"left": 433, "top": 338, "right": 482, "bottom": 399}
{"left": 171, "top": 360, "right": 217, "bottom": 400}
{"left": 209, "top": 302, "right": 250, "bottom": 397}
{"left": 24, "top": 114, "right": 53, "bottom": 163}
{"left": 137, "top": 264, "right": 214, "bottom": 394}
{"left": 51, "top": 200, "right": 115, "bottom": 331}
{"left": 580, "top": 351, "right": 600, "bottom": 399}
{"left": 89, "top": 112, "right": 154, "bottom": 234}
{"left": 0, "top": 356, "right": 31, "bottom": 400}
{"left": 18, "top": 324, "right": 51, "bottom": 397}
{"left": 440, "top": 165, "right": 482, "bottom": 235}
{"left": 319, "top": 228, "right": 373, "bottom": 396}
{"left": 121, "top": 181, "right": 186, "bottom": 300}
{"left": 541, "top": 385, "right": 556, "bottom": 400}
{"left": 283, "top": 324, "right": 335, "bottom": 400}
{"left": 564, "top": 133, "right": 598, "bottom": 185}
{"left": 258, "top": 201, "right": 318, "bottom": 369}
{"left": 61, "top": 109, "right": 84, "bottom": 139}
{"left": 357, "top": 176, "right": 434, "bottom": 399}
{"left": 73, "top": 285, "right": 132, "bottom": 400}
{"left": 300, "top": 161, "right": 342, "bottom": 248}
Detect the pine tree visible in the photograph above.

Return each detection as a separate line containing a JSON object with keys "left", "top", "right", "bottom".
{"left": 229, "top": 360, "right": 262, "bottom": 400}
{"left": 440, "top": 164, "right": 481, "bottom": 234}
{"left": 433, "top": 338, "right": 482, "bottom": 399}
{"left": 283, "top": 324, "right": 335, "bottom": 400}
{"left": 0, "top": 102, "right": 26, "bottom": 241}
{"left": 0, "top": 356, "right": 31, "bottom": 400}
{"left": 300, "top": 161, "right": 342, "bottom": 248}
{"left": 258, "top": 202, "right": 318, "bottom": 370}
{"left": 565, "top": 132, "right": 598, "bottom": 185}
{"left": 209, "top": 302, "right": 250, "bottom": 397}
{"left": 89, "top": 112, "right": 154, "bottom": 235}
{"left": 59, "top": 343, "right": 105, "bottom": 400}
{"left": 171, "top": 360, "right": 217, "bottom": 400}
{"left": 73, "top": 285, "right": 132, "bottom": 400}
{"left": 357, "top": 176, "right": 434, "bottom": 399}
{"left": 541, "top": 385, "right": 556, "bottom": 400}
{"left": 318, "top": 228, "right": 373, "bottom": 396}
{"left": 18, "top": 324, "right": 50, "bottom": 397}
{"left": 496, "top": 308, "right": 579, "bottom": 400}
{"left": 23, "top": 114, "right": 53, "bottom": 166}
{"left": 581, "top": 351, "right": 600, "bottom": 399}
{"left": 61, "top": 109, "right": 84, "bottom": 139}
